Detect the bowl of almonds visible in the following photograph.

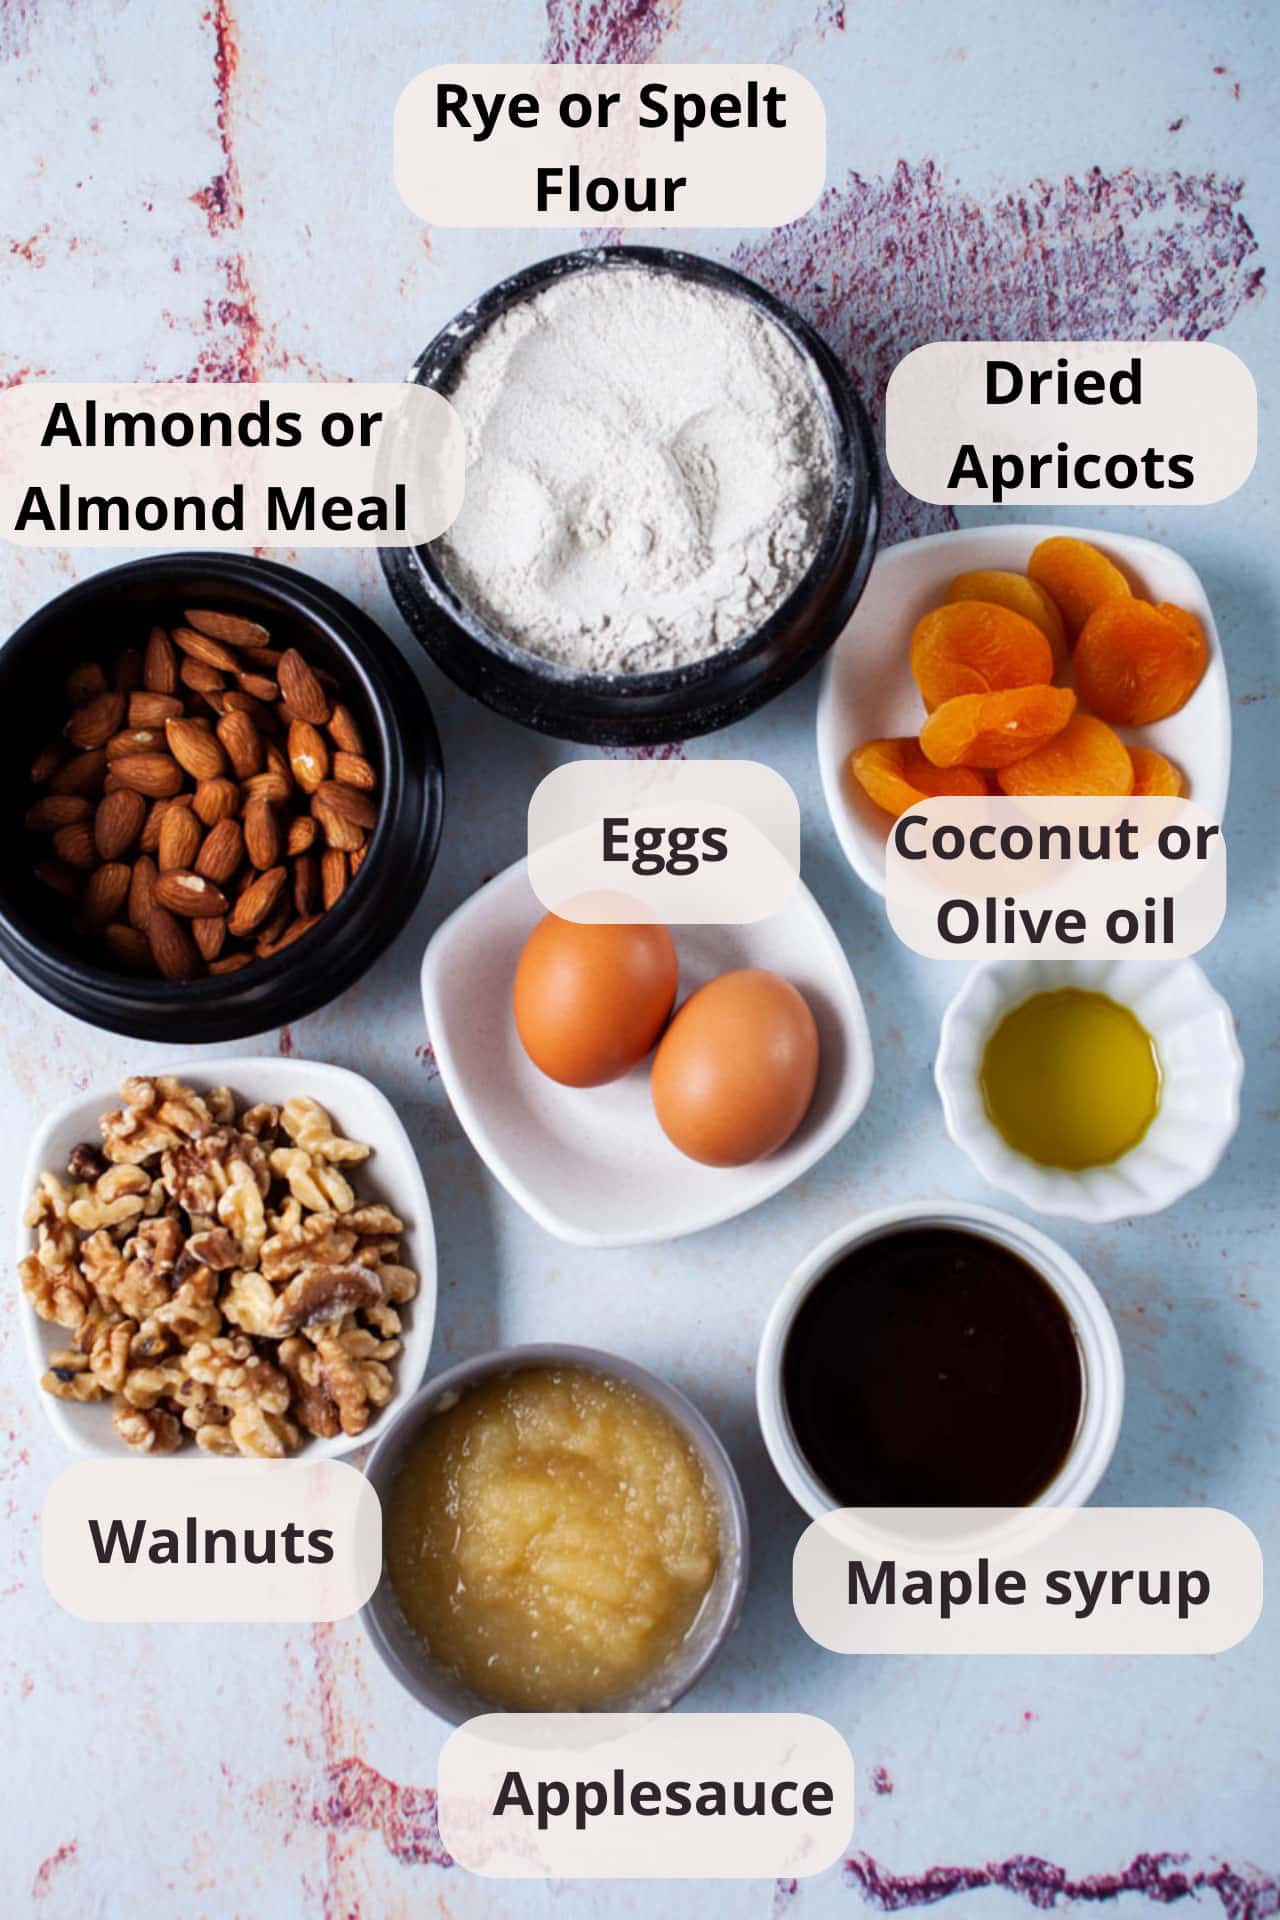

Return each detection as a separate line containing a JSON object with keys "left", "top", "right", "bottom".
{"left": 0, "top": 553, "right": 444, "bottom": 1039}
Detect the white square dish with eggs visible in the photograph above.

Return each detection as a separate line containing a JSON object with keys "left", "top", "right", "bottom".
{"left": 420, "top": 859, "right": 874, "bottom": 1248}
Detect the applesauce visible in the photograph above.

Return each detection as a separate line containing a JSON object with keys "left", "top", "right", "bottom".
{"left": 383, "top": 1365, "right": 722, "bottom": 1710}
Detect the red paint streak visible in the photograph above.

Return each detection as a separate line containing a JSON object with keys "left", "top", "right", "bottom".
{"left": 32, "top": 1840, "right": 77, "bottom": 1900}
{"left": 0, "top": 0, "right": 47, "bottom": 62}
{"left": 734, "top": 161, "right": 1263, "bottom": 543}
{"left": 415, "top": 1041, "right": 439, "bottom": 1078}
{"left": 300, "top": 1755, "right": 453, "bottom": 1869}
{"left": 189, "top": 2, "right": 265, "bottom": 382}
{"left": 9, "top": 226, "right": 49, "bottom": 266}
{"left": 609, "top": 740, "right": 687, "bottom": 760}
{"left": 872, "top": 1765, "right": 895, "bottom": 1795}
{"left": 278, "top": 1024, "right": 294, "bottom": 1055}
{"left": 545, "top": 0, "right": 679, "bottom": 63}
{"left": 845, "top": 1853, "right": 1279, "bottom": 1915}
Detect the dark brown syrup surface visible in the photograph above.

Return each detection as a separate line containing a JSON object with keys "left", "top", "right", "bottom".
{"left": 782, "top": 1227, "right": 1084, "bottom": 1507}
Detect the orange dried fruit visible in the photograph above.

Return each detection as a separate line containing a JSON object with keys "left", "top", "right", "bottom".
{"left": 998, "top": 714, "right": 1135, "bottom": 797}
{"left": 919, "top": 685, "right": 1076, "bottom": 770}
{"left": 944, "top": 569, "right": 1068, "bottom": 672}
{"left": 910, "top": 601, "right": 1054, "bottom": 710}
{"left": 1027, "top": 536, "right": 1132, "bottom": 640}
{"left": 1128, "top": 746, "right": 1184, "bottom": 797}
{"left": 1073, "top": 598, "right": 1207, "bottom": 725}
{"left": 850, "top": 738, "right": 991, "bottom": 817}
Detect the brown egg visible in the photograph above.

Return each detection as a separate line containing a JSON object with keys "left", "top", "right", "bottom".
{"left": 651, "top": 968, "right": 820, "bottom": 1167}
{"left": 513, "top": 914, "right": 678, "bottom": 1087}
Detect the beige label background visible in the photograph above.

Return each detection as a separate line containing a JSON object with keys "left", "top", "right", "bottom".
{"left": 395, "top": 66, "right": 825, "bottom": 228}
{"left": 794, "top": 1507, "right": 1262, "bottom": 1655}
{"left": 885, "top": 797, "right": 1226, "bottom": 958}
{"left": 437, "top": 1712, "right": 854, "bottom": 1877}
{"left": 43, "top": 1459, "right": 382, "bottom": 1621}
{"left": 885, "top": 341, "right": 1256, "bottom": 505}
{"left": 0, "top": 381, "right": 463, "bottom": 547}
{"left": 528, "top": 760, "right": 801, "bottom": 924}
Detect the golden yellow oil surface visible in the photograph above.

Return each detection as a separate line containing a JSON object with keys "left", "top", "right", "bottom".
{"left": 384, "top": 1366, "right": 721, "bottom": 1711}
{"left": 980, "top": 988, "right": 1161, "bottom": 1170}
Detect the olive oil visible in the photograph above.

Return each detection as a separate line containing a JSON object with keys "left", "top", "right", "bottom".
{"left": 981, "top": 988, "right": 1160, "bottom": 1170}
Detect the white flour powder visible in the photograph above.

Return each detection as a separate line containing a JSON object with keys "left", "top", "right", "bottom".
{"left": 435, "top": 267, "right": 835, "bottom": 675}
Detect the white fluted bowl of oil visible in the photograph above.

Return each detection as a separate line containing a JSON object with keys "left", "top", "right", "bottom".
{"left": 936, "top": 958, "right": 1243, "bottom": 1221}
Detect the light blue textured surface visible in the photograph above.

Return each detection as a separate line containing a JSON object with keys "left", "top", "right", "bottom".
{"left": 0, "top": 2, "right": 1275, "bottom": 1914}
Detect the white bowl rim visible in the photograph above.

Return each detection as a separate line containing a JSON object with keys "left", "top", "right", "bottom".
{"left": 420, "top": 857, "right": 876, "bottom": 1248}
{"left": 934, "top": 957, "right": 1243, "bottom": 1222}
{"left": 15, "top": 1056, "right": 438, "bottom": 1461}
{"left": 755, "top": 1198, "right": 1125, "bottom": 1525}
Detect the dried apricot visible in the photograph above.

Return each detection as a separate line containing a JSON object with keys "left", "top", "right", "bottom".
{"left": 945, "top": 570, "right": 1068, "bottom": 672}
{"left": 1128, "top": 746, "right": 1184, "bottom": 797}
{"left": 910, "top": 601, "right": 1054, "bottom": 710}
{"left": 850, "top": 738, "right": 992, "bottom": 817}
{"left": 1027, "top": 536, "right": 1132, "bottom": 641}
{"left": 998, "top": 714, "right": 1135, "bottom": 797}
{"left": 1073, "top": 599, "right": 1207, "bottom": 724}
{"left": 919, "top": 685, "right": 1076, "bottom": 770}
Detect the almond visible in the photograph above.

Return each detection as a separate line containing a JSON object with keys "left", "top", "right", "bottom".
{"left": 35, "top": 860, "right": 83, "bottom": 900}
{"left": 243, "top": 795, "right": 281, "bottom": 870}
{"left": 143, "top": 626, "right": 178, "bottom": 694}
{"left": 128, "top": 855, "right": 158, "bottom": 932}
{"left": 293, "top": 850, "right": 318, "bottom": 916}
{"left": 173, "top": 626, "right": 240, "bottom": 673}
{"left": 31, "top": 741, "right": 71, "bottom": 784}
{"left": 110, "top": 752, "right": 184, "bottom": 798}
{"left": 158, "top": 804, "right": 203, "bottom": 873}
{"left": 312, "top": 798, "right": 365, "bottom": 853}
{"left": 332, "top": 750, "right": 376, "bottom": 792}
{"left": 195, "top": 816, "right": 243, "bottom": 885}
{"left": 140, "top": 797, "right": 176, "bottom": 855}
{"left": 260, "top": 912, "right": 321, "bottom": 957}
{"left": 180, "top": 656, "right": 226, "bottom": 695}
{"left": 320, "top": 849, "right": 348, "bottom": 910}
{"left": 236, "top": 672, "right": 279, "bottom": 704}
{"left": 107, "top": 727, "right": 166, "bottom": 761}
{"left": 93, "top": 788, "right": 146, "bottom": 860}
{"left": 81, "top": 862, "right": 131, "bottom": 931}
{"left": 288, "top": 720, "right": 329, "bottom": 794}
{"left": 328, "top": 703, "right": 365, "bottom": 756}
{"left": 209, "top": 952, "right": 253, "bottom": 975}
{"left": 278, "top": 647, "right": 330, "bottom": 725}
{"left": 25, "top": 794, "right": 92, "bottom": 832}
{"left": 240, "top": 645, "right": 282, "bottom": 671}
{"left": 193, "top": 777, "right": 241, "bottom": 826}
{"left": 51, "top": 822, "right": 97, "bottom": 869}
{"left": 183, "top": 608, "right": 271, "bottom": 649}
{"left": 113, "top": 649, "right": 143, "bottom": 693}
{"left": 221, "top": 688, "right": 278, "bottom": 732}
{"left": 194, "top": 914, "right": 228, "bottom": 962}
{"left": 286, "top": 815, "right": 318, "bottom": 856}
{"left": 216, "top": 708, "right": 262, "bottom": 779}
{"left": 350, "top": 843, "right": 368, "bottom": 876}
{"left": 153, "top": 870, "right": 229, "bottom": 919}
{"left": 315, "top": 779, "right": 377, "bottom": 830}
{"left": 228, "top": 864, "right": 288, "bottom": 937}
{"left": 129, "top": 691, "right": 184, "bottom": 728}
{"left": 48, "top": 748, "right": 106, "bottom": 797}
{"left": 148, "top": 904, "right": 200, "bottom": 980}
{"left": 65, "top": 691, "right": 126, "bottom": 750}
{"left": 102, "top": 923, "right": 152, "bottom": 972}
{"left": 65, "top": 662, "right": 108, "bottom": 705}
{"left": 242, "top": 769, "right": 292, "bottom": 808}
{"left": 166, "top": 716, "right": 227, "bottom": 782}
{"left": 254, "top": 897, "right": 294, "bottom": 954}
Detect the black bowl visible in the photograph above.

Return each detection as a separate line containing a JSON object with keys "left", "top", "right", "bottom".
{"left": 382, "top": 245, "right": 879, "bottom": 746}
{"left": 0, "top": 553, "right": 444, "bottom": 1042}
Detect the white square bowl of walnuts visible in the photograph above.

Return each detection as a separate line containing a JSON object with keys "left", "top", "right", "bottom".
{"left": 15, "top": 1060, "right": 436, "bottom": 1460}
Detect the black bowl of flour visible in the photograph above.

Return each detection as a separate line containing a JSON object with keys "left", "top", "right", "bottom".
{"left": 381, "top": 246, "right": 879, "bottom": 747}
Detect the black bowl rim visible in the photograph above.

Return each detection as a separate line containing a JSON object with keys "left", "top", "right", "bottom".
{"left": 381, "top": 243, "right": 879, "bottom": 743}
{"left": 0, "top": 552, "right": 445, "bottom": 1040}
